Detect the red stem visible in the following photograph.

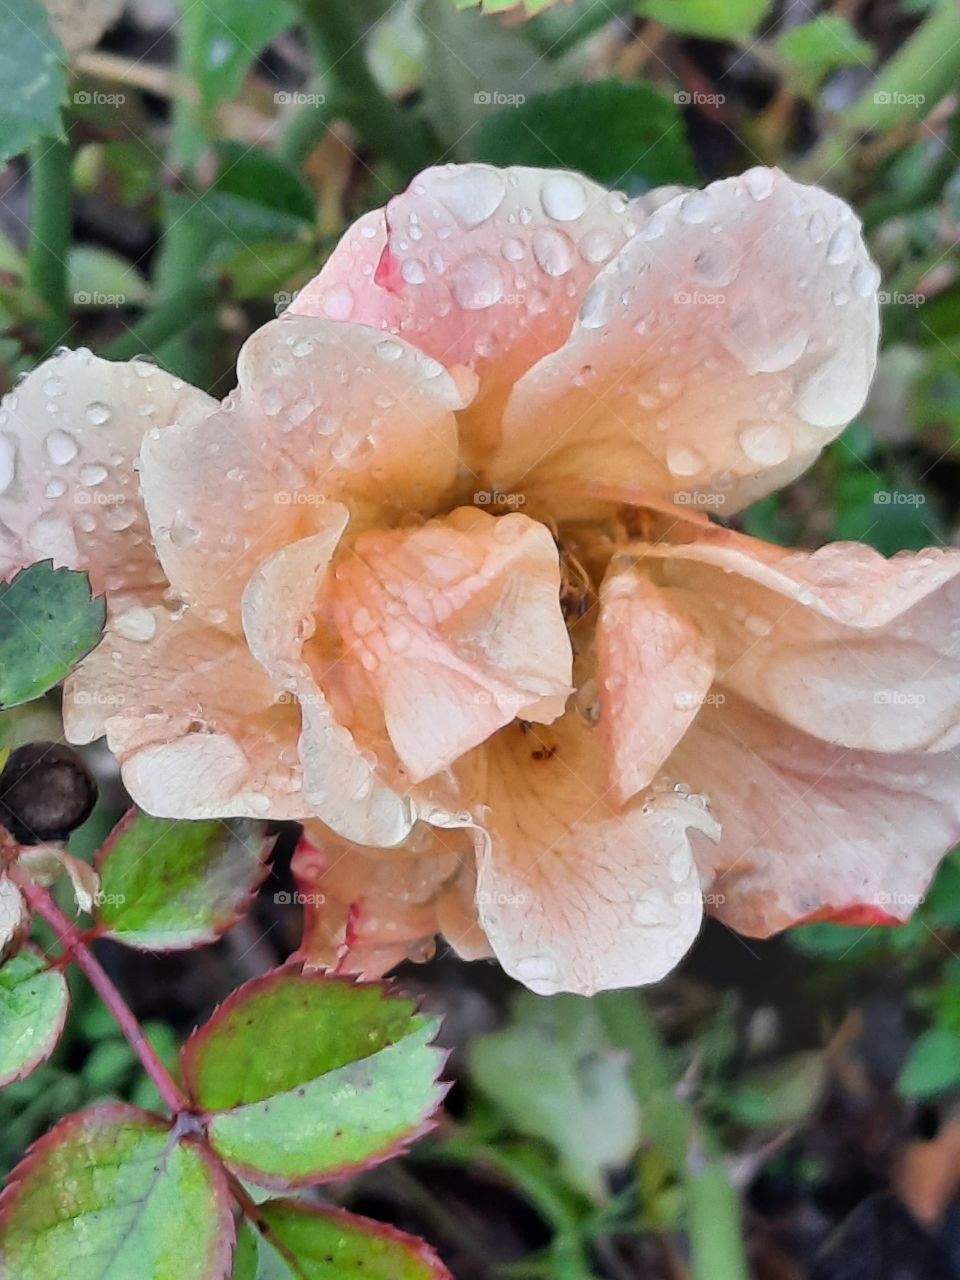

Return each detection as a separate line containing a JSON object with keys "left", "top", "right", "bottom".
{"left": 11, "top": 868, "right": 190, "bottom": 1115}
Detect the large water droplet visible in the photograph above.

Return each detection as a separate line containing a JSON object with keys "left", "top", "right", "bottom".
{"left": 437, "top": 167, "right": 507, "bottom": 228}
{"left": 532, "top": 227, "right": 574, "bottom": 278}
{"left": 666, "top": 445, "right": 705, "bottom": 477}
{"left": 44, "top": 430, "right": 78, "bottom": 466}
{"left": 400, "top": 259, "right": 427, "bottom": 286}
{"left": 322, "top": 284, "right": 354, "bottom": 319}
{"left": 826, "top": 226, "right": 856, "bottom": 265}
{"left": 540, "top": 173, "right": 586, "bottom": 222}
{"left": 738, "top": 423, "right": 791, "bottom": 466}
{"left": 85, "top": 401, "right": 111, "bottom": 425}
{"left": 742, "top": 167, "right": 774, "bottom": 200}
{"left": 115, "top": 607, "right": 158, "bottom": 643}
{"left": 0, "top": 435, "right": 16, "bottom": 494}
{"left": 450, "top": 253, "right": 503, "bottom": 310}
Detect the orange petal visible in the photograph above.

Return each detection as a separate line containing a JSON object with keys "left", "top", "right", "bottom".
{"left": 468, "top": 715, "right": 719, "bottom": 994}
{"left": 598, "top": 565, "right": 715, "bottom": 805}
{"left": 331, "top": 507, "right": 572, "bottom": 782}
{"left": 642, "top": 528, "right": 960, "bottom": 753}
{"left": 293, "top": 165, "right": 646, "bottom": 467}
{"left": 138, "top": 314, "right": 468, "bottom": 625}
{"left": 669, "top": 690, "right": 960, "bottom": 936}
{"left": 0, "top": 349, "right": 213, "bottom": 604}
{"left": 492, "top": 169, "right": 879, "bottom": 515}
{"left": 63, "top": 607, "right": 303, "bottom": 820}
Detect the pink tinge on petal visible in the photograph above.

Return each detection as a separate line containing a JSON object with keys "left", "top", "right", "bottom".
{"left": 598, "top": 565, "right": 715, "bottom": 805}
{"left": 293, "top": 164, "right": 646, "bottom": 466}
{"left": 465, "top": 714, "right": 719, "bottom": 995}
{"left": 331, "top": 507, "right": 572, "bottom": 782}
{"left": 0, "top": 348, "right": 214, "bottom": 607}
{"left": 492, "top": 168, "right": 880, "bottom": 515}
{"left": 639, "top": 526, "right": 960, "bottom": 754}
{"left": 668, "top": 689, "right": 960, "bottom": 937}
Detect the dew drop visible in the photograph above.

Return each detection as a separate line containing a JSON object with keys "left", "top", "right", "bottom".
{"left": 85, "top": 401, "right": 111, "bottom": 425}
{"left": 44, "top": 430, "right": 78, "bottom": 466}
{"left": 826, "top": 226, "right": 856, "bottom": 266}
{"left": 0, "top": 435, "right": 15, "bottom": 494}
{"left": 532, "top": 227, "right": 574, "bottom": 278}
{"left": 437, "top": 167, "right": 507, "bottom": 228}
{"left": 450, "top": 253, "right": 503, "bottom": 310}
{"left": 115, "top": 607, "right": 157, "bottom": 643}
{"left": 400, "top": 258, "right": 427, "bottom": 286}
{"left": 738, "top": 423, "right": 791, "bottom": 466}
{"left": 742, "top": 167, "right": 774, "bottom": 200}
{"left": 666, "top": 445, "right": 704, "bottom": 478}
{"left": 321, "top": 284, "right": 354, "bottom": 319}
{"left": 540, "top": 173, "right": 586, "bottom": 222}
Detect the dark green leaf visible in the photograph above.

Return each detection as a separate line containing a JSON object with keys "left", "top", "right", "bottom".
{"left": 178, "top": 0, "right": 296, "bottom": 111}
{"left": 0, "top": 0, "right": 66, "bottom": 165}
{"left": 96, "top": 812, "right": 272, "bottom": 950}
{"left": 470, "top": 81, "right": 696, "bottom": 191}
{"left": 0, "top": 948, "right": 69, "bottom": 1088}
{"left": 777, "top": 17, "right": 874, "bottom": 93}
{"left": 0, "top": 1104, "right": 233, "bottom": 1278}
{"left": 0, "top": 562, "right": 105, "bottom": 708}
{"left": 182, "top": 972, "right": 446, "bottom": 1187}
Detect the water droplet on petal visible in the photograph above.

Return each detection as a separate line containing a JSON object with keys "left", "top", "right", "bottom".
{"left": 742, "top": 167, "right": 774, "bottom": 200}
{"left": 437, "top": 167, "right": 507, "bottom": 228}
{"left": 321, "top": 284, "right": 354, "bottom": 319}
{"left": 738, "top": 423, "right": 791, "bottom": 466}
{"left": 579, "top": 229, "right": 615, "bottom": 264}
{"left": 579, "top": 279, "right": 612, "bottom": 329}
{"left": 666, "top": 445, "right": 705, "bottom": 477}
{"left": 679, "top": 191, "right": 710, "bottom": 224}
{"left": 450, "top": 253, "right": 503, "bottom": 310}
{"left": 0, "top": 435, "right": 16, "bottom": 493}
{"left": 852, "top": 261, "right": 880, "bottom": 298}
{"left": 400, "top": 259, "right": 427, "bottom": 286}
{"left": 44, "top": 430, "right": 78, "bottom": 466}
{"left": 826, "top": 226, "right": 856, "bottom": 265}
{"left": 540, "top": 173, "right": 586, "bottom": 222}
{"left": 376, "top": 339, "right": 404, "bottom": 362}
{"left": 808, "top": 211, "right": 828, "bottom": 244}
{"left": 532, "top": 227, "right": 574, "bottom": 278}
{"left": 79, "top": 463, "right": 108, "bottom": 487}
{"left": 85, "top": 401, "right": 111, "bottom": 425}
{"left": 115, "top": 607, "right": 157, "bottom": 643}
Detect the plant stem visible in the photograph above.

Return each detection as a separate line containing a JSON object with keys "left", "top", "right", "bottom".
{"left": 105, "top": 281, "right": 220, "bottom": 362}
{"left": 597, "top": 993, "right": 750, "bottom": 1280}
{"left": 12, "top": 869, "right": 189, "bottom": 1116}
{"left": 28, "top": 135, "right": 72, "bottom": 354}
{"left": 296, "top": 0, "right": 435, "bottom": 183}
{"left": 803, "top": 1, "right": 960, "bottom": 187}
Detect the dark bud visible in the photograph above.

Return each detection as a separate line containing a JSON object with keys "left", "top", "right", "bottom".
{"left": 0, "top": 742, "right": 98, "bottom": 845}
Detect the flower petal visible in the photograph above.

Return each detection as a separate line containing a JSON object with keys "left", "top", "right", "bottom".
{"left": 242, "top": 521, "right": 415, "bottom": 848}
{"left": 669, "top": 690, "right": 960, "bottom": 936}
{"left": 641, "top": 528, "right": 960, "bottom": 753}
{"left": 331, "top": 507, "right": 572, "bottom": 783}
{"left": 293, "top": 165, "right": 643, "bottom": 468}
{"left": 491, "top": 168, "right": 879, "bottom": 514}
{"left": 293, "top": 823, "right": 483, "bottom": 978}
{"left": 598, "top": 565, "right": 715, "bottom": 805}
{"left": 63, "top": 608, "right": 304, "bottom": 820}
{"left": 469, "top": 715, "right": 718, "bottom": 994}
{"left": 138, "top": 314, "right": 467, "bottom": 624}
{"left": 0, "top": 348, "right": 214, "bottom": 602}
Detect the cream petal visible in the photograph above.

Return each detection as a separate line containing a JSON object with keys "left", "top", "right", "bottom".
{"left": 468, "top": 715, "right": 718, "bottom": 995}
{"left": 63, "top": 607, "right": 304, "bottom": 820}
{"left": 138, "top": 313, "right": 467, "bottom": 624}
{"left": 293, "top": 165, "right": 644, "bottom": 469}
{"left": 640, "top": 528, "right": 960, "bottom": 754}
{"left": 492, "top": 169, "right": 879, "bottom": 515}
{"left": 598, "top": 566, "right": 715, "bottom": 805}
{"left": 669, "top": 690, "right": 960, "bottom": 936}
{"left": 241, "top": 520, "right": 416, "bottom": 849}
{"left": 331, "top": 507, "right": 572, "bottom": 782}
{"left": 0, "top": 348, "right": 214, "bottom": 603}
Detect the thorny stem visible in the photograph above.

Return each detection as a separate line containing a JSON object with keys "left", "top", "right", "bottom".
{"left": 11, "top": 867, "right": 190, "bottom": 1116}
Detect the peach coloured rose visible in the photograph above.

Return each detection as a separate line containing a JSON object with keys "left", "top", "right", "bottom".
{"left": 3, "top": 163, "right": 959, "bottom": 996}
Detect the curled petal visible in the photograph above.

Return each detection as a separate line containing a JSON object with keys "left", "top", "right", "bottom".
{"left": 242, "top": 523, "right": 415, "bottom": 848}
{"left": 642, "top": 528, "right": 960, "bottom": 753}
{"left": 469, "top": 715, "right": 718, "bottom": 995}
{"left": 63, "top": 608, "right": 304, "bottom": 821}
{"left": 492, "top": 169, "right": 879, "bottom": 514}
{"left": 332, "top": 507, "right": 572, "bottom": 782}
{"left": 139, "top": 314, "right": 467, "bottom": 624}
{"left": 670, "top": 691, "right": 960, "bottom": 936}
{"left": 598, "top": 566, "right": 715, "bottom": 805}
{"left": 293, "top": 164, "right": 643, "bottom": 467}
{"left": 0, "top": 349, "right": 213, "bottom": 603}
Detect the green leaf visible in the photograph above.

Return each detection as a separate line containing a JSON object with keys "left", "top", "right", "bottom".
{"left": 0, "top": 948, "right": 69, "bottom": 1088}
{"left": 899, "top": 1027, "right": 960, "bottom": 1098}
{"left": 0, "top": 1104, "right": 233, "bottom": 1278}
{"left": 777, "top": 16, "right": 874, "bottom": 93}
{"left": 470, "top": 81, "right": 696, "bottom": 191}
{"left": 68, "top": 245, "right": 149, "bottom": 309}
{"left": 95, "top": 812, "right": 273, "bottom": 950}
{"left": 727, "top": 1052, "right": 826, "bottom": 1129}
{"left": 243, "top": 1200, "right": 452, "bottom": 1279}
{"left": 0, "top": 563, "right": 105, "bottom": 708}
{"left": 453, "top": 0, "right": 562, "bottom": 12}
{"left": 177, "top": 0, "right": 296, "bottom": 111}
{"left": 470, "top": 992, "right": 640, "bottom": 1200}
{"left": 525, "top": 0, "right": 635, "bottom": 56}
{"left": 636, "top": 0, "right": 771, "bottom": 41}
{"left": 0, "top": 0, "right": 66, "bottom": 165}
{"left": 182, "top": 972, "right": 446, "bottom": 1187}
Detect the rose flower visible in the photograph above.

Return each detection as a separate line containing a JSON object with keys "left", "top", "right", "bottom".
{"left": 2, "top": 164, "right": 958, "bottom": 995}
